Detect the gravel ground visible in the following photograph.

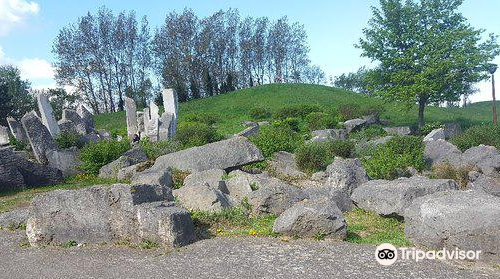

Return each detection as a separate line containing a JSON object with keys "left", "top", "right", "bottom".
{"left": 0, "top": 230, "right": 498, "bottom": 279}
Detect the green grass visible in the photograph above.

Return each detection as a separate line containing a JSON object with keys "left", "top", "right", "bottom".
{"left": 93, "top": 84, "right": 499, "bottom": 137}
{"left": 0, "top": 175, "right": 120, "bottom": 214}
{"left": 344, "top": 208, "right": 411, "bottom": 247}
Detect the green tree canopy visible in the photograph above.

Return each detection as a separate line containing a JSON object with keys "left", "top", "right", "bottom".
{"left": 0, "top": 65, "right": 34, "bottom": 126}
{"left": 358, "top": 0, "right": 500, "bottom": 128}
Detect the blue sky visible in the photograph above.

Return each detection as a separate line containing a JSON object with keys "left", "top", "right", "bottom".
{"left": 1, "top": 0, "right": 499, "bottom": 102}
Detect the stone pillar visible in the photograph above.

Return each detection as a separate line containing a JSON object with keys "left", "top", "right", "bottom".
{"left": 146, "top": 118, "right": 159, "bottom": 142}
{"left": 76, "top": 104, "right": 95, "bottom": 133}
{"left": 7, "top": 117, "right": 28, "bottom": 142}
{"left": 158, "top": 113, "right": 173, "bottom": 141}
{"left": 0, "top": 125, "right": 9, "bottom": 146}
{"left": 150, "top": 101, "right": 160, "bottom": 122}
{"left": 137, "top": 111, "right": 145, "bottom": 134}
{"left": 124, "top": 97, "right": 138, "bottom": 140}
{"left": 21, "top": 111, "right": 58, "bottom": 164}
{"left": 162, "top": 88, "right": 178, "bottom": 137}
{"left": 36, "top": 92, "right": 60, "bottom": 138}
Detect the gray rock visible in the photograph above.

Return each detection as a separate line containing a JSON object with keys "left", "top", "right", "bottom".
{"left": 343, "top": 118, "right": 366, "bottom": 133}
{"left": 362, "top": 114, "right": 380, "bottom": 126}
{"left": 309, "top": 129, "right": 347, "bottom": 143}
{"left": 224, "top": 170, "right": 257, "bottom": 203}
{"left": 423, "top": 128, "right": 445, "bottom": 142}
{"left": 0, "top": 147, "right": 62, "bottom": 191}
{"left": 0, "top": 125, "right": 9, "bottom": 146}
{"left": 135, "top": 201, "right": 196, "bottom": 247}
{"left": 173, "top": 182, "right": 233, "bottom": 212}
{"left": 356, "top": 136, "right": 392, "bottom": 151}
{"left": 267, "top": 151, "right": 306, "bottom": 180}
{"left": 467, "top": 171, "right": 500, "bottom": 197}
{"left": 303, "top": 187, "right": 353, "bottom": 212}
{"left": 151, "top": 137, "right": 264, "bottom": 172}
{"left": 311, "top": 171, "right": 328, "bottom": 182}
{"left": 57, "top": 119, "right": 79, "bottom": 134}
{"left": 443, "top": 122, "right": 461, "bottom": 139}
{"left": 96, "top": 129, "right": 112, "bottom": 140}
{"left": 117, "top": 161, "right": 153, "bottom": 181}
{"left": 383, "top": 126, "right": 412, "bottom": 136}
{"left": 21, "top": 111, "right": 58, "bottom": 164}
{"left": 323, "top": 158, "right": 369, "bottom": 196}
{"left": 158, "top": 112, "right": 173, "bottom": 141}
{"left": 7, "top": 117, "right": 28, "bottom": 143}
{"left": 162, "top": 89, "right": 178, "bottom": 138}
{"left": 273, "top": 200, "right": 346, "bottom": 240}
{"left": 404, "top": 190, "right": 500, "bottom": 262}
{"left": 124, "top": 97, "right": 138, "bottom": 140}
{"left": 235, "top": 125, "right": 259, "bottom": 138}
{"left": 184, "top": 169, "right": 226, "bottom": 190}
{"left": 0, "top": 208, "right": 29, "bottom": 229}
{"left": 257, "top": 121, "right": 270, "bottom": 126}
{"left": 242, "top": 121, "right": 257, "bottom": 127}
{"left": 462, "top": 145, "right": 500, "bottom": 177}
{"left": 61, "top": 109, "right": 86, "bottom": 135}
{"left": 351, "top": 176, "right": 459, "bottom": 218}
{"left": 46, "top": 148, "right": 81, "bottom": 177}
{"left": 131, "top": 168, "right": 173, "bottom": 189}
{"left": 424, "top": 139, "right": 463, "bottom": 167}
{"left": 247, "top": 181, "right": 307, "bottom": 216}
{"left": 77, "top": 104, "right": 95, "bottom": 133}
{"left": 36, "top": 92, "right": 60, "bottom": 137}
{"left": 99, "top": 147, "right": 148, "bottom": 179}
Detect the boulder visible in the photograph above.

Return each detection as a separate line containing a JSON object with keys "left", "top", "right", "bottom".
{"left": 383, "top": 126, "right": 412, "bottom": 136}
{"left": 423, "top": 128, "right": 445, "bottom": 142}
{"left": 309, "top": 129, "right": 347, "bottom": 143}
{"left": 61, "top": 109, "right": 87, "bottom": 135}
{"left": 273, "top": 200, "right": 346, "bottom": 240}
{"left": 173, "top": 182, "right": 233, "bottom": 212}
{"left": 356, "top": 136, "right": 392, "bottom": 151}
{"left": 235, "top": 125, "right": 259, "bottom": 138}
{"left": 467, "top": 171, "right": 500, "bottom": 197}
{"left": 362, "top": 114, "right": 380, "bottom": 126}
{"left": 257, "top": 121, "right": 270, "bottom": 126}
{"left": 99, "top": 147, "right": 148, "bottom": 179}
{"left": 247, "top": 181, "right": 307, "bottom": 216}
{"left": 351, "top": 177, "right": 459, "bottom": 218}
{"left": 150, "top": 137, "right": 264, "bottom": 172}
{"left": 424, "top": 139, "right": 463, "bottom": 167}
{"left": 57, "top": 119, "right": 79, "bottom": 134}
{"left": 117, "top": 161, "right": 153, "bottom": 181}
{"left": 310, "top": 171, "right": 328, "bottom": 182}
{"left": 7, "top": 117, "right": 28, "bottom": 143}
{"left": 242, "top": 121, "right": 257, "bottom": 127}
{"left": 323, "top": 158, "right": 369, "bottom": 196}
{"left": 21, "top": 111, "right": 59, "bottom": 164}
{"left": 404, "top": 190, "right": 500, "bottom": 262}
{"left": 26, "top": 183, "right": 176, "bottom": 247}
{"left": 224, "top": 170, "right": 258, "bottom": 202}
{"left": 77, "top": 104, "right": 95, "bottom": 133}
{"left": 443, "top": 122, "right": 461, "bottom": 139}
{"left": 131, "top": 168, "right": 173, "bottom": 189}
{"left": 303, "top": 187, "right": 354, "bottom": 212}
{"left": 343, "top": 118, "right": 366, "bottom": 133}
{"left": 462, "top": 145, "right": 500, "bottom": 177}
{"left": 46, "top": 148, "right": 81, "bottom": 177}
{"left": 183, "top": 169, "right": 226, "bottom": 191}
{"left": 267, "top": 151, "right": 306, "bottom": 180}
{"left": 0, "top": 208, "right": 29, "bottom": 229}
{"left": 0, "top": 125, "right": 9, "bottom": 146}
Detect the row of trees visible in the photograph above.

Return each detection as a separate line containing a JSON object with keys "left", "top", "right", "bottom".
{"left": 52, "top": 7, "right": 326, "bottom": 113}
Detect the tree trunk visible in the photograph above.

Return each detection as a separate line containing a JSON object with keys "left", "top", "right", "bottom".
{"left": 418, "top": 95, "right": 427, "bottom": 130}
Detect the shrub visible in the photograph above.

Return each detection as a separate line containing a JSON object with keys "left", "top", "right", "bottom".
{"left": 324, "top": 139, "right": 355, "bottom": 158}
{"left": 421, "top": 121, "right": 443, "bottom": 135}
{"left": 249, "top": 125, "right": 303, "bottom": 158}
{"left": 451, "top": 125, "right": 500, "bottom": 151}
{"left": 175, "top": 121, "right": 223, "bottom": 149}
{"left": 361, "top": 105, "right": 385, "bottom": 117}
{"left": 274, "top": 104, "right": 322, "bottom": 120}
{"left": 139, "top": 138, "right": 180, "bottom": 160}
{"left": 295, "top": 140, "right": 354, "bottom": 174}
{"left": 272, "top": 117, "right": 301, "bottom": 132}
{"left": 79, "top": 140, "right": 131, "bottom": 175}
{"left": 56, "top": 132, "right": 84, "bottom": 149}
{"left": 349, "top": 125, "right": 387, "bottom": 141}
{"left": 249, "top": 107, "right": 272, "bottom": 120}
{"left": 430, "top": 163, "right": 476, "bottom": 189}
{"left": 337, "top": 104, "right": 361, "bottom": 121}
{"left": 362, "top": 136, "right": 425, "bottom": 180}
{"left": 8, "top": 135, "right": 27, "bottom": 151}
{"left": 184, "top": 112, "right": 219, "bottom": 126}
{"left": 305, "top": 112, "right": 340, "bottom": 131}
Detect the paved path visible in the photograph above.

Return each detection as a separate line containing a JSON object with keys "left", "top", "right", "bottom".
{"left": 0, "top": 231, "right": 498, "bottom": 279}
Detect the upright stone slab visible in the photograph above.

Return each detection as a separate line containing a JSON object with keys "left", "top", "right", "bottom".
{"left": 150, "top": 102, "right": 160, "bottom": 122}
{"left": 0, "top": 126, "right": 9, "bottom": 146}
{"left": 143, "top": 108, "right": 151, "bottom": 125}
{"left": 76, "top": 104, "right": 95, "bottom": 133}
{"left": 61, "top": 109, "right": 86, "bottom": 135}
{"left": 36, "top": 92, "right": 60, "bottom": 138}
{"left": 124, "top": 97, "right": 138, "bottom": 140}
{"left": 137, "top": 112, "right": 145, "bottom": 134}
{"left": 21, "top": 111, "right": 58, "bottom": 164}
{"left": 146, "top": 118, "right": 159, "bottom": 142}
{"left": 162, "top": 88, "right": 178, "bottom": 137}
{"left": 7, "top": 117, "right": 27, "bottom": 142}
{"left": 158, "top": 113, "right": 173, "bottom": 141}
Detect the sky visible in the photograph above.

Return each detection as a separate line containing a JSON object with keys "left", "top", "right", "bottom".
{"left": 1, "top": 0, "right": 500, "bottom": 103}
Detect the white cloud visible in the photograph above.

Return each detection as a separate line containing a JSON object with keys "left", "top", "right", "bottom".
{"left": 18, "top": 58, "right": 54, "bottom": 79}
{"left": 0, "top": 0, "right": 39, "bottom": 36}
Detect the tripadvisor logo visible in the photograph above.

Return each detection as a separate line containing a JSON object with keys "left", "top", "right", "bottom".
{"left": 375, "top": 243, "right": 482, "bottom": 266}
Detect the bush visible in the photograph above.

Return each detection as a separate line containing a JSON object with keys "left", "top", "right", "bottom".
{"left": 349, "top": 125, "right": 387, "bottom": 141}
{"left": 305, "top": 112, "right": 340, "bottom": 131}
{"left": 8, "top": 135, "right": 27, "bottom": 151}
{"left": 361, "top": 105, "right": 385, "bottom": 117}
{"left": 55, "top": 132, "right": 84, "bottom": 149}
{"left": 249, "top": 107, "right": 272, "bottom": 120}
{"left": 175, "top": 121, "right": 223, "bottom": 149}
{"left": 139, "top": 138, "right": 180, "bottom": 160}
{"left": 272, "top": 117, "right": 301, "bottom": 132}
{"left": 295, "top": 140, "right": 354, "bottom": 174}
{"left": 430, "top": 163, "right": 476, "bottom": 189}
{"left": 184, "top": 112, "right": 219, "bottom": 126}
{"left": 274, "top": 104, "right": 322, "bottom": 120}
{"left": 421, "top": 121, "right": 443, "bottom": 135}
{"left": 324, "top": 139, "right": 355, "bottom": 158}
{"left": 249, "top": 125, "right": 303, "bottom": 158}
{"left": 337, "top": 104, "right": 361, "bottom": 121}
{"left": 362, "top": 136, "right": 425, "bottom": 180}
{"left": 79, "top": 140, "right": 131, "bottom": 175}
{"left": 451, "top": 125, "right": 500, "bottom": 151}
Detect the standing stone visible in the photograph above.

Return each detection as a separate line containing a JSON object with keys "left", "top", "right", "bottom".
{"left": 76, "top": 104, "right": 95, "bottom": 133}
{"left": 36, "top": 92, "right": 60, "bottom": 138}
{"left": 124, "top": 97, "right": 138, "bottom": 140}
{"left": 0, "top": 126, "right": 9, "bottom": 146}
{"left": 162, "top": 89, "right": 178, "bottom": 137}
{"left": 150, "top": 102, "right": 160, "bottom": 122}
{"left": 158, "top": 113, "right": 173, "bottom": 141}
{"left": 146, "top": 118, "right": 159, "bottom": 142}
{"left": 61, "top": 109, "right": 86, "bottom": 135}
{"left": 7, "top": 117, "right": 27, "bottom": 142}
{"left": 21, "top": 111, "right": 58, "bottom": 164}
{"left": 143, "top": 108, "right": 151, "bottom": 125}
{"left": 137, "top": 112, "right": 145, "bottom": 134}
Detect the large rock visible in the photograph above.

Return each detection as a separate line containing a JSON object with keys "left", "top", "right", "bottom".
{"left": 383, "top": 126, "right": 412, "bottom": 136}
{"left": 467, "top": 171, "right": 500, "bottom": 197}
{"left": 423, "top": 128, "right": 445, "bottom": 142}
{"left": 303, "top": 187, "right": 353, "bottom": 213}
{"left": 173, "top": 182, "right": 233, "bottom": 212}
{"left": 46, "top": 148, "right": 81, "bottom": 177}
{"left": 150, "top": 137, "right": 264, "bottom": 172}
{"left": 0, "top": 208, "right": 29, "bottom": 229}
{"left": 267, "top": 151, "right": 306, "bottom": 180}
{"left": 247, "top": 181, "right": 307, "bottom": 216}
{"left": 183, "top": 169, "right": 226, "bottom": 190}
{"left": 273, "top": 200, "right": 346, "bottom": 240}
{"left": 235, "top": 125, "right": 259, "bottom": 138}
{"left": 462, "top": 145, "right": 500, "bottom": 177}
{"left": 404, "top": 190, "right": 500, "bottom": 262}
{"left": 309, "top": 129, "right": 347, "bottom": 143}
{"left": 77, "top": 104, "right": 95, "bottom": 133}
{"left": 443, "top": 122, "right": 461, "bottom": 139}
{"left": 21, "top": 111, "right": 59, "bottom": 164}
{"left": 0, "top": 147, "right": 62, "bottom": 191}
{"left": 99, "top": 147, "right": 148, "bottom": 179}
{"left": 424, "top": 139, "right": 463, "bottom": 167}
{"left": 61, "top": 109, "right": 86, "bottom": 135}
{"left": 351, "top": 177, "right": 459, "bottom": 218}
{"left": 0, "top": 125, "right": 9, "bottom": 146}
{"left": 25, "top": 183, "right": 184, "bottom": 247}
{"left": 131, "top": 168, "right": 173, "bottom": 189}
{"left": 343, "top": 118, "right": 366, "bottom": 133}
{"left": 323, "top": 158, "right": 369, "bottom": 196}
{"left": 117, "top": 161, "right": 153, "bottom": 181}
{"left": 124, "top": 97, "right": 138, "bottom": 140}
{"left": 36, "top": 92, "right": 60, "bottom": 137}
{"left": 7, "top": 117, "right": 28, "bottom": 143}
{"left": 224, "top": 170, "right": 259, "bottom": 203}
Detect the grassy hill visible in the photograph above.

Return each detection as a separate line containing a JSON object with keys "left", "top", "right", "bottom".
{"left": 93, "top": 84, "right": 497, "bottom": 136}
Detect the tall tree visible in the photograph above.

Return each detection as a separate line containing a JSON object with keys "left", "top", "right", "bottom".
{"left": 0, "top": 65, "right": 34, "bottom": 126}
